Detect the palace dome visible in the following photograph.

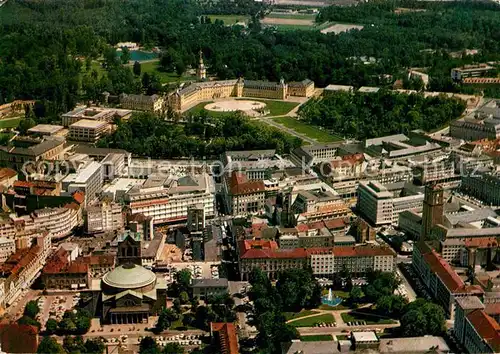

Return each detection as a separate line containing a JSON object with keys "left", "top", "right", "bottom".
{"left": 103, "top": 263, "right": 156, "bottom": 291}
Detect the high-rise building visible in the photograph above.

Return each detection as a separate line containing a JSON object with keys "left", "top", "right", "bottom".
{"left": 421, "top": 184, "right": 444, "bottom": 240}
{"left": 187, "top": 204, "right": 205, "bottom": 232}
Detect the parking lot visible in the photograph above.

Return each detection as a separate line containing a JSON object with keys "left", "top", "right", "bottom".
{"left": 162, "top": 262, "right": 221, "bottom": 285}
{"left": 4, "top": 289, "right": 40, "bottom": 321}
{"left": 38, "top": 293, "right": 81, "bottom": 329}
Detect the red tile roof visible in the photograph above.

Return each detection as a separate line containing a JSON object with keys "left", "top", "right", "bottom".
{"left": 485, "top": 303, "right": 500, "bottom": 316}
{"left": 229, "top": 172, "right": 265, "bottom": 195}
{"left": 0, "top": 322, "right": 39, "bottom": 354}
{"left": 464, "top": 237, "right": 498, "bottom": 249}
{"left": 211, "top": 322, "right": 239, "bottom": 354}
{"left": 78, "top": 254, "right": 115, "bottom": 267}
{"left": 0, "top": 246, "right": 40, "bottom": 278}
{"left": 333, "top": 245, "right": 395, "bottom": 257}
{"left": 0, "top": 168, "right": 17, "bottom": 180}
{"left": 324, "top": 218, "right": 347, "bottom": 230}
{"left": 423, "top": 249, "right": 484, "bottom": 295}
{"left": 296, "top": 224, "right": 309, "bottom": 232}
{"left": 72, "top": 190, "right": 85, "bottom": 204}
{"left": 43, "top": 248, "right": 88, "bottom": 274}
{"left": 330, "top": 153, "right": 364, "bottom": 168}
{"left": 239, "top": 240, "right": 307, "bottom": 259}
{"left": 467, "top": 309, "right": 500, "bottom": 352}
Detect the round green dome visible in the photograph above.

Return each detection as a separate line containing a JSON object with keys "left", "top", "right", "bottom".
{"left": 103, "top": 263, "right": 156, "bottom": 290}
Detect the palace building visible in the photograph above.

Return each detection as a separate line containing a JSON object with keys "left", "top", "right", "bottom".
{"left": 168, "top": 53, "right": 314, "bottom": 111}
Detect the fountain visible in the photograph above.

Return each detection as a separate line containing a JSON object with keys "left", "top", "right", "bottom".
{"left": 321, "top": 288, "right": 342, "bottom": 307}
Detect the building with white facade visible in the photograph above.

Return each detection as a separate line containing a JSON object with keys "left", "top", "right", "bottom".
{"left": 85, "top": 200, "right": 124, "bottom": 234}
{"left": 357, "top": 180, "right": 424, "bottom": 226}
{"left": 125, "top": 173, "right": 215, "bottom": 224}
{"left": 0, "top": 237, "right": 15, "bottom": 263}
{"left": 68, "top": 119, "right": 109, "bottom": 142}
{"left": 62, "top": 161, "right": 103, "bottom": 206}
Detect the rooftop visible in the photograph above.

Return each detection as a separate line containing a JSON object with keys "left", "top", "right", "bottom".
{"left": 103, "top": 264, "right": 156, "bottom": 290}
{"left": 352, "top": 331, "right": 379, "bottom": 343}
{"left": 466, "top": 309, "right": 500, "bottom": 352}
{"left": 28, "top": 124, "right": 64, "bottom": 135}
{"left": 192, "top": 278, "right": 229, "bottom": 288}
{"left": 70, "top": 119, "right": 108, "bottom": 129}
{"left": 379, "top": 336, "right": 450, "bottom": 353}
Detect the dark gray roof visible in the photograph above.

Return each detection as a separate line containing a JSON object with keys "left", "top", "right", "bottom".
{"left": 288, "top": 79, "right": 313, "bottom": 87}
{"left": 191, "top": 278, "right": 228, "bottom": 288}
{"left": 244, "top": 80, "right": 281, "bottom": 88}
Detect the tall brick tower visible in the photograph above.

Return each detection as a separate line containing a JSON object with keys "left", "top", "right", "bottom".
{"left": 421, "top": 184, "right": 444, "bottom": 240}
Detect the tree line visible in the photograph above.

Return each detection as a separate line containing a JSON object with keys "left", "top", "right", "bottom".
{"left": 297, "top": 90, "right": 466, "bottom": 139}
{"left": 97, "top": 112, "right": 302, "bottom": 158}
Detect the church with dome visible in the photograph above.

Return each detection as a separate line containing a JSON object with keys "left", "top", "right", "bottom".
{"left": 86, "top": 263, "right": 167, "bottom": 324}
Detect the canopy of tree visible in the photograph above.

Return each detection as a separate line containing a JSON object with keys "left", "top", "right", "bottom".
{"left": 2, "top": 0, "right": 500, "bottom": 119}
{"left": 248, "top": 268, "right": 322, "bottom": 353}
{"left": 98, "top": 112, "right": 302, "bottom": 158}
{"left": 400, "top": 298, "right": 446, "bottom": 337}
{"left": 298, "top": 90, "right": 466, "bottom": 139}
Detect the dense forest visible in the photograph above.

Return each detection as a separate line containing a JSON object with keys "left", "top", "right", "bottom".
{"left": 97, "top": 112, "right": 302, "bottom": 158}
{"left": 2, "top": 0, "right": 500, "bottom": 120}
{"left": 297, "top": 90, "right": 467, "bottom": 139}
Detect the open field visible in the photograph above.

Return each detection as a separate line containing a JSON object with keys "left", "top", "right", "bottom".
{"left": 261, "top": 17, "right": 315, "bottom": 26}
{"left": 136, "top": 60, "right": 197, "bottom": 83}
{"left": 0, "top": 117, "right": 22, "bottom": 129}
{"left": 321, "top": 23, "right": 364, "bottom": 34}
{"left": 271, "top": 117, "right": 342, "bottom": 142}
{"left": 284, "top": 310, "right": 320, "bottom": 321}
{"left": 289, "top": 313, "right": 335, "bottom": 327}
{"left": 300, "top": 334, "right": 333, "bottom": 341}
{"left": 207, "top": 14, "right": 250, "bottom": 25}
{"left": 273, "top": 0, "right": 333, "bottom": 7}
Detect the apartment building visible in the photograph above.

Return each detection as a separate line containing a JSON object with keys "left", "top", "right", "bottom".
{"left": 357, "top": 180, "right": 424, "bottom": 226}
{"left": 68, "top": 119, "right": 109, "bottom": 142}
{"left": 238, "top": 240, "right": 396, "bottom": 280}
{"left": 0, "top": 233, "right": 51, "bottom": 306}
{"left": 451, "top": 64, "right": 494, "bottom": 81}
{"left": 454, "top": 296, "right": 500, "bottom": 354}
{"left": 62, "top": 161, "right": 103, "bottom": 206}
{"left": 0, "top": 137, "right": 65, "bottom": 171}
{"left": 0, "top": 205, "right": 81, "bottom": 240}
{"left": 120, "top": 94, "right": 164, "bottom": 112}
{"left": 461, "top": 169, "right": 500, "bottom": 206}
{"left": 85, "top": 200, "right": 124, "bottom": 234}
{"left": 62, "top": 106, "right": 132, "bottom": 127}
{"left": 413, "top": 244, "right": 484, "bottom": 318}
{"left": 224, "top": 172, "right": 266, "bottom": 215}
{"left": 125, "top": 173, "right": 215, "bottom": 224}
{"left": 238, "top": 240, "right": 308, "bottom": 280}
{"left": 0, "top": 237, "right": 15, "bottom": 262}
{"left": 450, "top": 117, "right": 500, "bottom": 141}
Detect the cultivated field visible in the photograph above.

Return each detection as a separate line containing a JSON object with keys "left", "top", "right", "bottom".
{"left": 261, "top": 17, "right": 315, "bottom": 26}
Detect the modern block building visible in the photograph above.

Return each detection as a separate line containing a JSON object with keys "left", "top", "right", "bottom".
{"left": 85, "top": 200, "right": 124, "bottom": 234}
{"left": 62, "top": 161, "right": 103, "bottom": 206}
{"left": 357, "top": 180, "right": 424, "bottom": 226}
{"left": 62, "top": 106, "right": 132, "bottom": 127}
{"left": 68, "top": 119, "right": 109, "bottom": 142}
{"left": 451, "top": 64, "right": 494, "bottom": 81}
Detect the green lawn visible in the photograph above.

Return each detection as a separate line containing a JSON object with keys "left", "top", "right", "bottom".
{"left": 341, "top": 310, "right": 396, "bottom": 325}
{"left": 207, "top": 14, "right": 250, "bottom": 25}
{"left": 269, "top": 24, "right": 316, "bottom": 31}
{"left": 289, "top": 313, "right": 335, "bottom": 327}
{"left": 272, "top": 117, "right": 342, "bottom": 142}
{"left": 284, "top": 310, "right": 320, "bottom": 321}
{"left": 300, "top": 334, "right": 333, "bottom": 342}
{"left": 336, "top": 334, "right": 349, "bottom": 340}
{"left": 0, "top": 117, "right": 22, "bottom": 129}
{"left": 136, "top": 60, "right": 197, "bottom": 84}
{"left": 318, "top": 303, "right": 350, "bottom": 311}
{"left": 185, "top": 101, "right": 234, "bottom": 118}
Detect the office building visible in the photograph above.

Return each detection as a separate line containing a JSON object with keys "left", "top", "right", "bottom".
{"left": 451, "top": 64, "right": 494, "bottom": 81}
{"left": 125, "top": 173, "right": 215, "bottom": 224}
{"left": 85, "top": 200, "right": 124, "bottom": 234}
{"left": 68, "top": 119, "right": 109, "bottom": 142}
{"left": 357, "top": 180, "right": 424, "bottom": 226}
{"left": 62, "top": 161, "right": 103, "bottom": 206}
{"left": 224, "top": 172, "right": 266, "bottom": 215}
{"left": 62, "top": 106, "right": 132, "bottom": 127}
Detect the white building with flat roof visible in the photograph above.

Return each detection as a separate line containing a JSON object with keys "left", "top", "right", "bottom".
{"left": 62, "top": 161, "right": 103, "bottom": 205}
{"left": 68, "top": 119, "right": 109, "bottom": 142}
{"left": 358, "top": 180, "right": 424, "bottom": 226}
{"left": 85, "top": 200, "right": 124, "bottom": 234}
{"left": 125, "top": 173, "right": 215, "bottom": 224}
{"left": 28, "top": 124, "right": 64, "bottom": 136}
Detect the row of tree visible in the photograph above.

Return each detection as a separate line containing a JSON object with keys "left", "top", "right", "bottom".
{"left": 298, "top": 90, "right": 466, "bottom": 139}
{"left": 248, "top": 268, "right": 321, "bottom": 353}
{"left": 97, "top": 112, "right": 302, "bottom": 158}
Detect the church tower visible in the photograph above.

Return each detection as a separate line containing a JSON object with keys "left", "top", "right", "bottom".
{"left": 421, "top": 184, "right": 444, "bottom": 241}
{"left": 197, "top": 50, "right": 206, "bottom": 80}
